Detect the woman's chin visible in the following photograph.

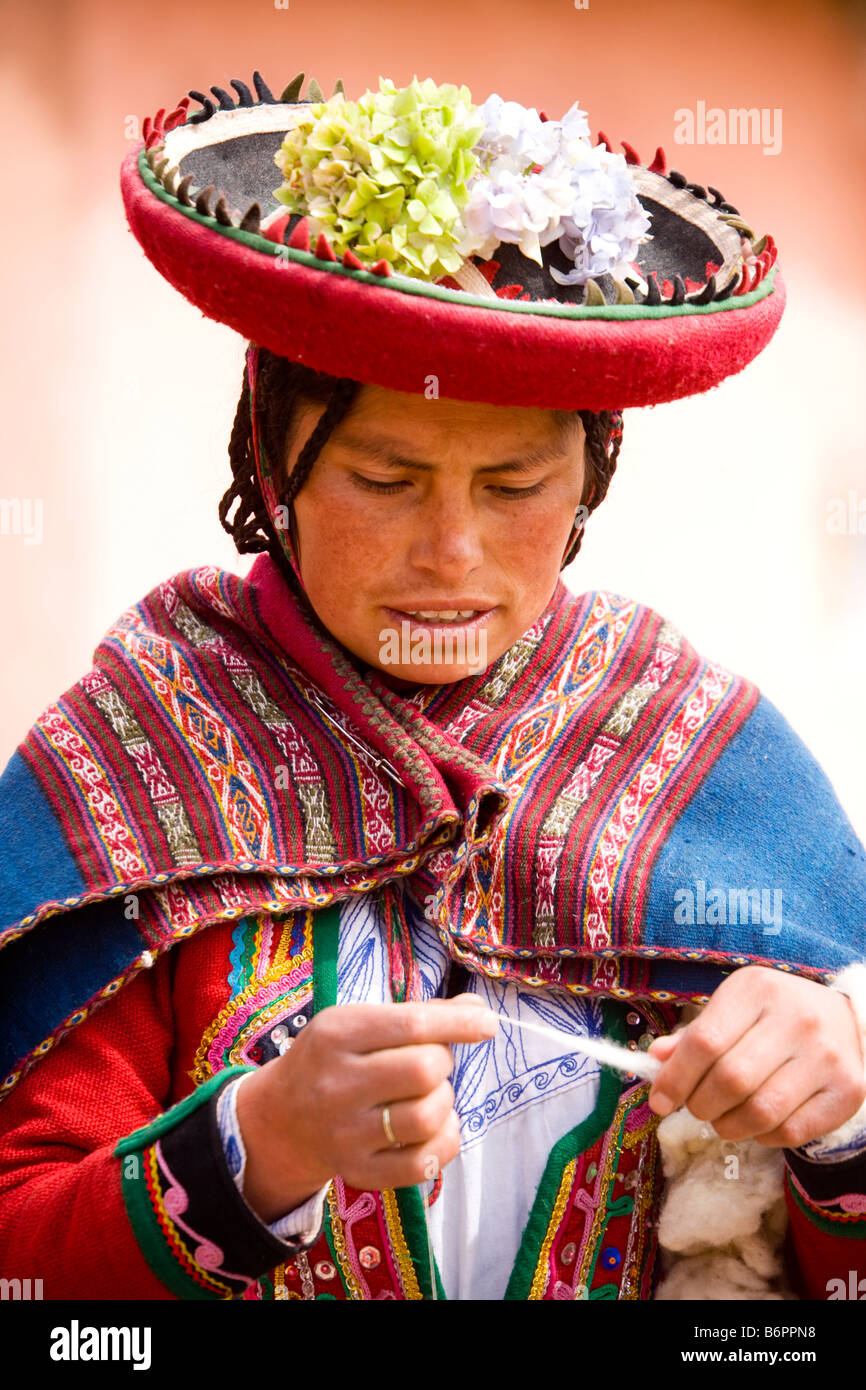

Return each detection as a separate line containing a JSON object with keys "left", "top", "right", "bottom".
{"left": 371, "top": 659, "right": 491, "bottom": 689}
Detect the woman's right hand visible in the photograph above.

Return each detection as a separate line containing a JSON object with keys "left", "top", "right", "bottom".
{"left": 235, "top": 996, "right": 498, "bottom": 1222}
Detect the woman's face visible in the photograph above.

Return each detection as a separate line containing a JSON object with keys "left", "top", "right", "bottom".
{"left": 287, "top": 382, "right": 587, "bottom": 684}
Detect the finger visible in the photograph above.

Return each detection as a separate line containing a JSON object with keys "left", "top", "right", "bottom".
{"left": 707, "top": 1058, "right": 822, "bottom": 1142}
{"left": 345, "top": 1042, "right": 461, "bottom": 1107}
{"left": 751, "top": 1085, "right": 864, "bottom": 1149}
{"left": 343, "top": 1111, "right": 462, "bottom": 1191}
{"left": 646, "top": 1034, "right": 680, "bottom": 1061}
{"left": 369, "top": 1079, "right": 456, "bottom": 1152}
{"left": 316, "top": 1000, "right": 499, "bottom": 1053}
{"left": 679, "top": 1020, "right": 794, "bottom": 1124}
{"left": 649, "top": 999, "right": 761, "bottom": 1116}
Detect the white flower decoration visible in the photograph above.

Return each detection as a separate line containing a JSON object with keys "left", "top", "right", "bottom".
{"left": 459, "top": 95, "right": 652, "bottom": 284}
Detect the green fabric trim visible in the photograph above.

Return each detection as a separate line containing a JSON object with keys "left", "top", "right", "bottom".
{"left": 786, "top": 1170, "right": 866, "bottom": 1239}
{"left": 394, "top": 1184, "right": 446, "bottom": 1300}
{"left": 238, "top": 914, "right": 259, "bottom": 987}
{"left": 315, "top": 899, "right": 358, "bottom": 1301}
{"left": 312, "top": 902, "right": 341, "bottom": 1013}
{"left": 138, "top": 149, "right": 779, "bottom": 322}
{"left": 504, "top": 1000, "right": 629, "bottom": 1300}
{"left": 113, "top": 1064, "right": 253, "bottom": 1156}
{"left": 313, "top": 897, "right": 442, "bottom": 1299}
{"left": 118, "top": 1148, "right": 215, "bottom": 1300}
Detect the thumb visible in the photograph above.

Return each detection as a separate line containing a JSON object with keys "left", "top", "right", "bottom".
{"left": 647, "top": 1033, "right": 680, "bottom": 1061}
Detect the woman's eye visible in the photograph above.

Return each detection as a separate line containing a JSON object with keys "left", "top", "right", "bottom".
{"left": 350, "top": 473, "right": 409, "bottom": 494}
{"left": 348, "top": 473, "right": 547, "bottom": 499}
{"left": 490, "top": 482, "right": 547, "bottom": 499}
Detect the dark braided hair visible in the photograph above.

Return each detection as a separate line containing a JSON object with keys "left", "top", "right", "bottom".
{"left": 553, "top": 406, "right": 623, "bottom": 559}
{"left": 219, "top": 352, "right": 360, "bottom": 571}
{"left": 219, "top": 346, "right": 623, "bottom": 572}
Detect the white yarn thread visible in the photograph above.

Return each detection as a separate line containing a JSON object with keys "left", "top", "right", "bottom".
{"left": 500, "top": 1015, "right": 663, "bottom": 1082}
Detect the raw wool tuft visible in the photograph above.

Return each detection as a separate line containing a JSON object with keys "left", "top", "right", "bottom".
{"left": 653, "top": 1108, "right": 792, "bottom": 1300}
{"left": 652, "top": 963, "right": 866, "bottom": 1301}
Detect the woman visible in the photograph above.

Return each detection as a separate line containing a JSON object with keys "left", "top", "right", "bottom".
{"left": 1, "top": 69, "right": 865, "bottom": 1302}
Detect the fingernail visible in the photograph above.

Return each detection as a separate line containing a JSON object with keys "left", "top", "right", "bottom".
{"left": 478, "top": 1012, "right": 499, "bottom": 1037}
{"left": 650, "top": 1090, "right": 674, "bottom": 1116}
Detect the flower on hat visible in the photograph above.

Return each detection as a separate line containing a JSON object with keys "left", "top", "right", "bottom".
{"left": 273, "top": 76, "right": 485, "bottom": 279}
{"left": 459, "top": 94, "right": 652, "bottom": 283}
{"left": 273, "top": 78, "right": 651, "bottom": 287}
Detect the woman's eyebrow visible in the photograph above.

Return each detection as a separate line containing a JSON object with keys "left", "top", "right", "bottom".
{"left": 335, "top": 433, "right": 570, "bottom": 474}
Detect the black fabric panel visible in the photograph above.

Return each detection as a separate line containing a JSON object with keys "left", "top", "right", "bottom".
{"left": 156, "top": 1070, "right": 323, "bottom": 1292}
{"left": 785, "top": 1143, "right": 866, "bottom": 1203}
{"left": 178, "top": 131, "right": 293, "bottom": 213}
{"left": 632, "top": 198, "right": 723, "bottom": 284}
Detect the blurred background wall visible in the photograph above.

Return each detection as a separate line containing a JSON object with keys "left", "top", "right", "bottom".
{"left": 1, "top": 0, "right": 864, "bottom": 840}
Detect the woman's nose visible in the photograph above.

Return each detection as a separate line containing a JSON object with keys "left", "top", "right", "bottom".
{"left": 407, "top": 494, "right": 485, "bottom": 580}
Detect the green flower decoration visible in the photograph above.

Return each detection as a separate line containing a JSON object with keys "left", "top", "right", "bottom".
{"left": 273, "top": 76, "right": 485, "bottom": 279}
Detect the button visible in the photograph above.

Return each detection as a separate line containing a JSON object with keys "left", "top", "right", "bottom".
{"left": 623, "top": 1170, "right": 638, "bottom": 1190}
{"left": 627, "top": 1011, "right": 641, "bottom": 1026}
{"left": 359, "top": 1246, "right": 381, "bottom": 1269}
{"left": 638, "top": 1032, "right": 654, "bottom": 1050}
{"left": 600, "top": 1247, "right": 621, "bottom": 1270}
{"left": 270, "top": 1025, "right": 289, "bottom": 1045}
{"left": 294, "top": 1014, "right": 307, "bottom": 1029}
{"left": 314, "top": 1260, "right": 336, "bottom": 1280}
{"left": 585, "top": 1162, "right": 597, "bottom": 1182}
{"left": 561, "top": 1242, "right": 577, "bottom": 1265}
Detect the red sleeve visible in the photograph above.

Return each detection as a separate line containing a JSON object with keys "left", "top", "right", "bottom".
{"left": 783, "top": 1158, "right": 866, "bottom": 1300}
{"left": 0, "top": 953, "right": 180, "bottom": 1300}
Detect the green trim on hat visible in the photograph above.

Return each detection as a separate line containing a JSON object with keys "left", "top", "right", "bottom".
{"left": 138, "top": 148, "right": 779, "bottom": 323}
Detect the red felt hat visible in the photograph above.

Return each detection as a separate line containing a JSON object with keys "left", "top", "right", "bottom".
{"left": 121, "top": 70, "right": 785, "bottom": 410}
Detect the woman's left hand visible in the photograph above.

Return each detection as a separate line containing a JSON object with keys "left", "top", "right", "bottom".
{"left": 646, "top": 966, "right": 866, "bottom": 1147}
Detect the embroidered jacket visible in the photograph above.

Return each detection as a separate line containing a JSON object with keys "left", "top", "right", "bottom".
{"left": 0, "top": 897, "right": 864, "bottom": 1301}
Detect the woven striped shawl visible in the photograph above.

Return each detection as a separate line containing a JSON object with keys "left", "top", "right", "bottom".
{"left": 1, "top": 554, "right": 864, "bottom": 1098}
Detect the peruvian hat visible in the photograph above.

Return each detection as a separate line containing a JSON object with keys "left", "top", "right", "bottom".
{"left": 121, "top": 69, "right": 784, "bottom": 410}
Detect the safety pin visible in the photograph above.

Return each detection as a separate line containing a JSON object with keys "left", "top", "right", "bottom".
{"left": 308, "top": 692, "right": 407, "bottom": 788}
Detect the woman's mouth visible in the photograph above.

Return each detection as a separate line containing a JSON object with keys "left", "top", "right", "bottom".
{"left": 383, "top": 606, "right": 497, "bottom": 631}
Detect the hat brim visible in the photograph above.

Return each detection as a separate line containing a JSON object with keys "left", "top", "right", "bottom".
{"left": 121, "top": 79, "right": 786, "bottom": 410}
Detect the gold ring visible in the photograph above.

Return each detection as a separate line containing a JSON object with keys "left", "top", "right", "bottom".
{"left": 381, "top": 1104, "right": 399, "bottom": 1147}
